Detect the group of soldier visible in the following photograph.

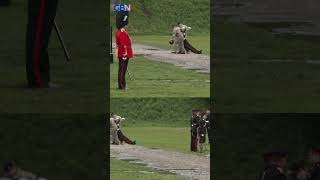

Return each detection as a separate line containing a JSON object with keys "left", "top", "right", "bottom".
{"left": 259, "top": 147, "right": 320, "bottom": 180}
{"left": 0, "top": 161, "right": 46, "bottom": 180}
{"left": 110, "top": 113, "right": 136, "bottom": 145}
{"left": 170, "top": 22, "right": 202, "bottom": 54}
{"left": 190, "top": 108, "right": 211, "bottom": 153}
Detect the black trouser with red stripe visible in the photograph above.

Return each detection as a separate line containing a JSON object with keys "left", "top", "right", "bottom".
{"left": 26, "top": 0, "right": 58, "bottom": 88}
{"left": 118, "top": 58, "right": 129, "bottom": 89}
{"left": 118, "top": 130, "right": 135, "bottom": 144}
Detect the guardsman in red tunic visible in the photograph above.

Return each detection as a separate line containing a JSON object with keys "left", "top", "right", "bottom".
{"left": 116, "top": 11, "right": 133, "bottom": 90}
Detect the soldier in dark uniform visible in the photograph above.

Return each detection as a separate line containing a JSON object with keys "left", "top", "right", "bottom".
{"left": 115, "top": 11, "right": 133, "bottom": 90}
{"left": 191, "top": 109, "right": 201, "bottom": 152}
{"left": 309, "top": 147, "right": 320, "bottom": 180}
{"left": 26, "top": 0, "right": 59, "bottom": 88}
{"left": 258, "top": 150, "right": 288, "bottom": 180}
{"left": 198, "top": 113, "right": 207, "bottom": 153}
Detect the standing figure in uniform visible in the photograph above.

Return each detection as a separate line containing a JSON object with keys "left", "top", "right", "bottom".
{"left": 171, "top": 22, "right": 186, "bottom": 54}
{"left": 26, "top": 0, "right": 59, "bottom": 88}
{"left": 198, "top": 113, "right": 207, "bottom": 153}
{"left": 309, "top": 147, "right": 320, "bottom": 180}
{"left": 3, "top": 161, "right": 47, "bottom": 180}
{"left": 191, "top": 109, "right": 200, "bottom": 152}
{"left": 110, "top": 113, "right": 120, "bottom": 145}
{"left": 116, "top": 11, "right": 133, "bottom": 90}
{"left": 258, "top": 150, "right": 288, "bottom": 180}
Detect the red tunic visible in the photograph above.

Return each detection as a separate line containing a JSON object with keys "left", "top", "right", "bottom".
{"left": 116, "top": 28, "right": 133, "bottom": 59}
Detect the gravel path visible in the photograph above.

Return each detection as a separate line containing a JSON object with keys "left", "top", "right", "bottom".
{"left": 111, "top": 144, "right": 210, "bottom": 180}
{"left": 113, "top": 43, "right": 210, "bottom": 74}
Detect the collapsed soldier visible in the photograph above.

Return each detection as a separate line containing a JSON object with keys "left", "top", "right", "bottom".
{"left": 114, "top": 116, "right": 136, "bottom": 145}
{"left": 180, "top": 24, "right": 202, "bottom": 54}
{"left": 2, "top": 161, "right": 47, "bottom": 180}
{"left": 110, "top": 113, "right": 136, "bottom": 145}
{"left": 258, "top": 150, "right": 288, "bottom": 180}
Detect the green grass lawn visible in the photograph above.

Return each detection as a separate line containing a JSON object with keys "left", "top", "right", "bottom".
{"left": 122, "top": 127, "right": 210, "bottom": 154}
{"left": 214, "top": 16, "right": 320, "bottom": 112}
{"left": 132, "top": 34, "right": 210, "bottom": 55}
{"left": 111, "top": 159, "right": 184, "bottom": 180}
{"left": 0, "top": 115, "right": 105, "bottom": 180}
{"left": 110, "top": 56, "right": 210, "bottom": 97}
{"left": 0, "top": 0, "right": 107, "bottom": 113}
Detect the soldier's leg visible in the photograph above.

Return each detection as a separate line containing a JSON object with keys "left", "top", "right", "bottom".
{"left": 26, "top": 0, "right": 58, "bottom": 88}
{"left": 184, "top": 39, "right": 202, "bottom": 54}
{"left": 118, "top": 130, "right": 136, "bottom": 145}
{"left": 122, "top": 59, "right": 129, "bottom": 89}
{"left": 118, "top": 58, "right": 125, "bottom": 89}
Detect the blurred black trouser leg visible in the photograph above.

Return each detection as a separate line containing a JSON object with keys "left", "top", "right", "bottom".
{"left": 184, "top": 39, "right": 201, "bottom": 54}
{"left": 118, "top": 58, "right": 129, "bottom": 89}
{"left": 118, "top": 130, "right": 135, "bottom": 144}
{"left": 26, "top": 0, "right": 58, "bottom": 87}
